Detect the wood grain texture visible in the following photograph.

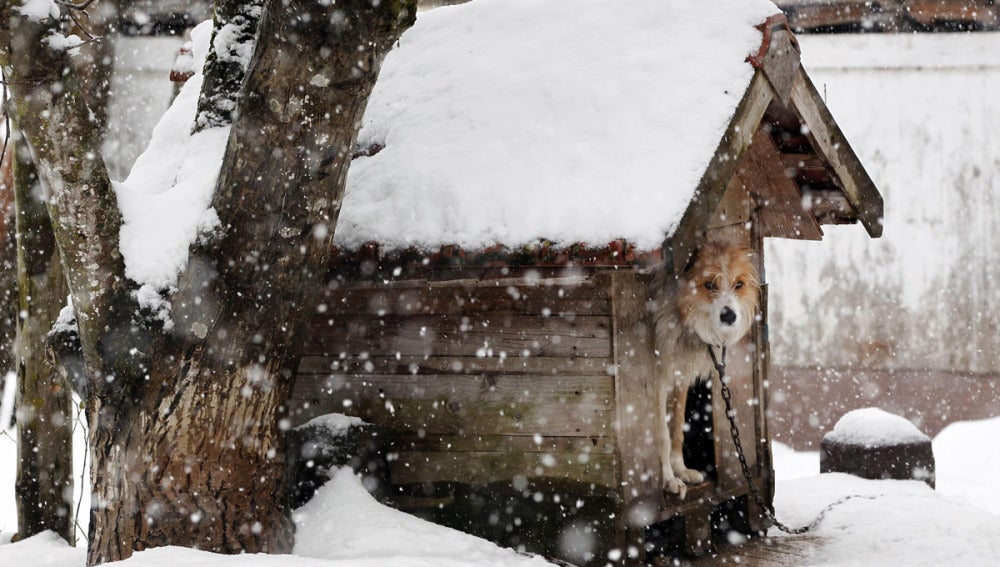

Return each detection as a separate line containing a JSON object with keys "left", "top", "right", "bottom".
{"left": 607, "top": 272, "right": 662, "bottom": 499}
{"left": 760, "top": 29, "right": 801, "bottom": 104}
{"left": 668, "top": 71, "right": 774, "bottom": 274}
{"left": 740, "top": 129, "right": 824, "bottom": 241}
{"left": 298, "top": 353, "right": 611, "bottom": 377}
{"left": 292, "top": 373, "right": 614, "bottom": 436}
{"left": 320, "top": 278, "right": 610, "bottom": 316}
{"left": 789, "top": 67, "right": 883, "bottom": 237}
{"left": 389, "top": 450, "right": 618, "bottom": 487}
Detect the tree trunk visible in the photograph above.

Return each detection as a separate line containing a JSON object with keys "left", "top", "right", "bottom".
{"left": 194, "top": 0, "right": 262, "bottom": 132}
{"left": 1, "top": 3, "right": 138, "bottom": 370}
{"left": 3, "top": 0, "right": 416, "bottom": 564}
{"left": 86, "top": 4, "right": 416, "bottom": 563}
{"left": 12, "top": 133, "right": 74, "bottom": 544}
{"left": 66, "top": 0, "right": 120, "bottom": 134}
{"left": 0, "top": 137, "right": 18, "bottom": 388}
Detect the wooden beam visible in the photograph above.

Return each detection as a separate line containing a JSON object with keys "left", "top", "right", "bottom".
{"left": 607, "top": 271, "right": 662, "bottom": 556}
{"left": 782, "top": 2, "right": 884, "bottom": 31}
{"left": 669, "top": 71, "right": 775, "bottom": 273}
{"left": 780, "top": 152, "right": 824, "bottom": 170}
{"left": 789, "top": 67, "right": 884, "bottom": 237}
{"left": 802, "top": 189, "right": 858, "bottom": 225}
{"left": 291, "top": 373, "right": 615, "bottom": 436}
{"left": 905, "top": 1, "right": 999, "bottom": 27}
{"left": 389, "top": 450, "right": 619, "bottom": 487}
{"left": 749, "top": 213, "right": 773, "bottom": 533}
{"left": 759, "top": 28, "right": 800, "bottom": 104}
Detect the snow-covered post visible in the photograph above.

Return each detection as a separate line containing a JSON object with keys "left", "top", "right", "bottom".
{"left": 820, "top": 408, "right": 935, "bottom": 488}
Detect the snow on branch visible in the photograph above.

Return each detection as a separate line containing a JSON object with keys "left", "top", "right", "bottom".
{"left": 114, "top": 21, "right": 226, "bottom": 319}
{"left": 194, "top": 0, "right": 262, "bottom": 131}
{"left": 16, "top": 0, "right": 60, "bottom": 22}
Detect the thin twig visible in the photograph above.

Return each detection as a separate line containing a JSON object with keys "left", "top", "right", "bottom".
{"left": 66, "top": 9, "right": 95, "bottom": 40}
{"left": 72, "top": 398, "right": 90, "bottom": 544}
{"left": 2, "top": 70, "right": 10, "bottom": 169}
{"left": 55, "top": 0, "right": 103, "bottom": 42}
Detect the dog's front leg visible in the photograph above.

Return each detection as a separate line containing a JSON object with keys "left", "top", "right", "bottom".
{"left": 658, "top": 379, "right": 689, "bottom": 498}
{"left": 669, "top": 383, "right": 705, "bottom": 485}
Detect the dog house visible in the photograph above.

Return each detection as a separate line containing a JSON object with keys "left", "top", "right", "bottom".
{"left": 288, "top": 3, "right": 882, "bottom": 564}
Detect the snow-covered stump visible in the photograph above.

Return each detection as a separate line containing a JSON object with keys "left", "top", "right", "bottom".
{"left": 820, "top": 408, "right": 935, "bottom": 488}
{"left": 287, "top": 414, "right": 389, "bottom": 508}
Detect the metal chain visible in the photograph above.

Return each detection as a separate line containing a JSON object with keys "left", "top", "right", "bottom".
{"left": 707, "top": 345, "right": 876, "bottom": 535}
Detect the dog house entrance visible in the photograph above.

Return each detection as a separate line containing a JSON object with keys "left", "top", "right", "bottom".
{"left": 683, "top": 380, "right": 716, "bottom": 483}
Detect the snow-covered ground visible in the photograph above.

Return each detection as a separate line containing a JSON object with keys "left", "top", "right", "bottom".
{"left": 4, "top": 414, "right": 1000, "bottom": 566}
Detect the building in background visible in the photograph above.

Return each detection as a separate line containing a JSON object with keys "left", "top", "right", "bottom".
{"left": 777, "top": 0, "right": 1000, "bottom": 32}
{"left": 767, "top": 6, "right": 1000, "bottom": 448}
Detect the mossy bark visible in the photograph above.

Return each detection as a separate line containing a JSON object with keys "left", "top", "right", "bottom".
{"left": 0, "top": 145, "right": 18, "bottom": 384}
{"left": 12, "top": 133, "right": 74, "bottom": 544}
{"left": 193, "top": 0, "right": 263, "bottom": 131}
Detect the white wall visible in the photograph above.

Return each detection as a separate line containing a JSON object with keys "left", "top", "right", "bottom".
{"left": 103, "top": 35, "right": 186, "bottom": 180}
{"left": 766, "top": 33, "right": 1000, "bottom": 374}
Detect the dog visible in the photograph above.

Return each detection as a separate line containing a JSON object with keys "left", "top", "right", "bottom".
{"left": 651, "top": 240, "right": 760, "bottom": 498}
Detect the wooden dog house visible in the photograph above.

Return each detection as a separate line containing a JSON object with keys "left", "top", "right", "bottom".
{"left": 288, "top": 3, "right": 882, "bottom": 564}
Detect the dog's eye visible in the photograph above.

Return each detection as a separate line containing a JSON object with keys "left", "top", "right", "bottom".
{"left": 734, "top": 280, "right": 744, "bottom": 290}
{"left": 703, "top": 281, "right": 718, "bottom": 292}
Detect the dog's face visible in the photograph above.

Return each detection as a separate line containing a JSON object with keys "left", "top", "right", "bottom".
{"left": 677, "top": 242, "right": 760, "bottom": 347}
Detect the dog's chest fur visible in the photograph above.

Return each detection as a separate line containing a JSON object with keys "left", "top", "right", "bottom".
{"left": 651, "top": 275, "right": 716, "bottom": 387}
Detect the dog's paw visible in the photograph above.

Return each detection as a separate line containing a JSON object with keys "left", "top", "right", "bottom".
{"left": 663, "top": 477, "right": 688, "bottom": 499}
{"left": 675, "top": 467, "right": 705, "bottom": 485}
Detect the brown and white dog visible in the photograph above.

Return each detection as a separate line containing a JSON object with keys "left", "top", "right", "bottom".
{"left": 651, "top": 240, "right": 760, "bottom": 497}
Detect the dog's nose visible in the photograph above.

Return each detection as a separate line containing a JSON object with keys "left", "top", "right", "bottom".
{"left": 720, "top": 306, "right": 737, "bottom": 326}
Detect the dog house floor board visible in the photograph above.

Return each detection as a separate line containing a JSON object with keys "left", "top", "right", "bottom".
{"left": 682, "top": 533, "right": 822, "bottom": 566}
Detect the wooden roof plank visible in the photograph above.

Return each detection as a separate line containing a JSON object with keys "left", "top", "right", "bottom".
{"left": 737, "top": 129, "right": 824, "bottom": 241}
{"left": 789, "top": 67, "right": 884, "bottom": 238}
{"left": 668, "top": 70, "right": 775, "bottom": 273}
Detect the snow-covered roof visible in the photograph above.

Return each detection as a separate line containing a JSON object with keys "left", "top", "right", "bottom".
{"left": 335, "top": 0, "right": 781, "bottom": 252}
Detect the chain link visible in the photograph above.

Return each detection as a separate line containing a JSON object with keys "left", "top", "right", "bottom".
{"left": 708, "top": 345, "right": 875, "bottom": 536}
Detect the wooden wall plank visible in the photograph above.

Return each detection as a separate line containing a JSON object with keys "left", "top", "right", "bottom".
{"left": 389, "top": 451, "right": 619, "bottom": 487}
{"left": 607, "top": 270, "right": 662, "bottom": 556}
{"left": 319, "top": 279, "right": 610, "bottom": 316}
{"left": 298, "top": 354, "right": 611, "bottom": 377}
{"left": 291, "top": 373, "right": 614, "bottom": 436}
{"left": 388, "top": 434, "right": 616, "bottom": 455}
{"left": 711, "top": 339, "right": 759, "bottom": 491}
{"left": 308, "top": 314, "right": 611, "bottom": 340}
{"left": 300, "top": 329, "right": 611, "bottom": 358}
